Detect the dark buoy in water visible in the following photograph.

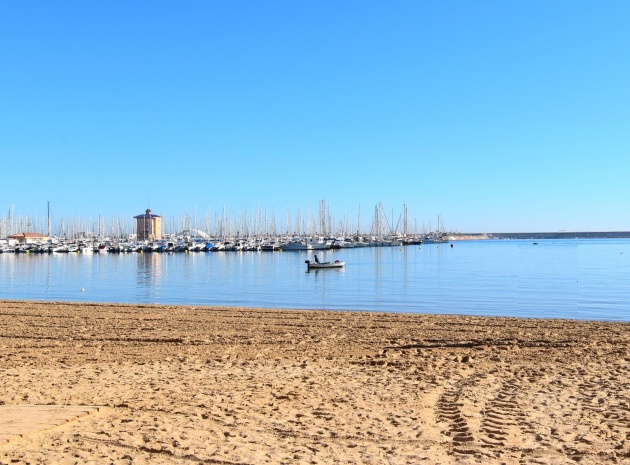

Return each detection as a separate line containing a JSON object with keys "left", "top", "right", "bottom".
{"left": 450, "top": 243, "right": 454, "bottom": 248}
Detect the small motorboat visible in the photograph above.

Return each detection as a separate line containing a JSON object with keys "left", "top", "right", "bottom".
{"left": 305, "top": 259, "right": 345, "bottom": 270}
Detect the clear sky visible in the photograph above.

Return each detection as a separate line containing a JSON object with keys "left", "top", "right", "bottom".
{"left": 1, "top": 1, "right": 629, "bottom": 234}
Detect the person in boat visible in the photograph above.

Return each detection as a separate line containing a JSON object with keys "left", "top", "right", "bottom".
{"left": 314, "top": 255, "right": 320, "bottom": 264}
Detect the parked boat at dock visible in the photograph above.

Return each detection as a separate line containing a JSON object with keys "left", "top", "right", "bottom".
{"left": 0, "top": 231, "right": 423, "bottom": 255}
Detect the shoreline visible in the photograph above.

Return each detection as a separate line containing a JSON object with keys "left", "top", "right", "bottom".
{"left": 1, "top": 300, "right": 629, "bottom": 464}
{"left": 1, "top": 298, "right": 626, "bottom": 324}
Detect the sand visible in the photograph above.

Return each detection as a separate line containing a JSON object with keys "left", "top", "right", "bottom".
{"left": 0, "top": 300, "right": 629, "bottom": 464}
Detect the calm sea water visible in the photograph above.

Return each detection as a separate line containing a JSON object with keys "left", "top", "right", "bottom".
{"left": 1, "top": 239, "right": 629, "bottom": 321}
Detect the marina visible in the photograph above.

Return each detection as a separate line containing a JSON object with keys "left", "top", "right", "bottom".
{"left": 0, "top": 206, "right": 435, "bottom": 254}
{"left": 0, "top": 202, "right": 429, "bottom": 246}
{"left": 3, "top": 203, "right": 627, "bottom": 255}
{"left": 0, "top": 203, "right": 480, "bottom": 256}
{"left": 0, "top": 233, "right": 424, "bottom": 254}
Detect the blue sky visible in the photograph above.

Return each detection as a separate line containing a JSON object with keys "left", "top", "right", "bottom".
{"left": 1, "top": 1, "right": 629, "bottom": 233}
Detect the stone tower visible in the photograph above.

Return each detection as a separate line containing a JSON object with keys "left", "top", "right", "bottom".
{"left": 134, "top": 209, "right": 162, "bottom": 241}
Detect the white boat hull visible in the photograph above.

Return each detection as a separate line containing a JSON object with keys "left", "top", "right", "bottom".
{"left": 282, "top": 241, "right": 308, "bottom": 250}
{"left": 305, "top": 260, "right": 345, "bottom": 270}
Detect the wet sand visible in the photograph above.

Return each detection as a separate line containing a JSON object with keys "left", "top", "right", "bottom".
{"left": 1, "top": 300, "right": 629, "bottom": 464}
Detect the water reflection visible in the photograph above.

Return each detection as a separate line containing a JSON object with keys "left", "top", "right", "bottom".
{"left": 136, "top": 252, "right": 163, "bottom": 300}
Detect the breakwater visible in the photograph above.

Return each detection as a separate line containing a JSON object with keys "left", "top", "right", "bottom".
{"left": 490, "top": 231, "right": 630, "bottom": 240}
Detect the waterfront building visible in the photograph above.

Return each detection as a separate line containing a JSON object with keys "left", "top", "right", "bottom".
{"left": 134, "top": 209, "right": 162, "bottom": 241}
{"left": 7, "top": 232, "right": 50, "bottom": 245}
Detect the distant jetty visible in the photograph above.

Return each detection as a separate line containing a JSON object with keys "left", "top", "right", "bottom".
{"left": 489, "top": 231, "right": 630, "bottom": 240}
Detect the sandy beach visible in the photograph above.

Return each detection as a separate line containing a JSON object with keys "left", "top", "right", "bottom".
{"left": 0, "top": 301, "right": 629, "bottom": 464}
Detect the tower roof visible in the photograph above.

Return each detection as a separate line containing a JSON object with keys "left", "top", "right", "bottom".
{"left": 134, "top": 208, "right": 161, "bottom": 219}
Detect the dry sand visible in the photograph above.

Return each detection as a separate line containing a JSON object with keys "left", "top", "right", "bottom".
{"left": 0, "top": 300, "right": 629, "bottom": 464}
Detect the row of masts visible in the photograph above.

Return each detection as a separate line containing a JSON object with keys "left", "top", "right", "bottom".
{"left": 0, "top": 202, "right": 445, "bottom": 241}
